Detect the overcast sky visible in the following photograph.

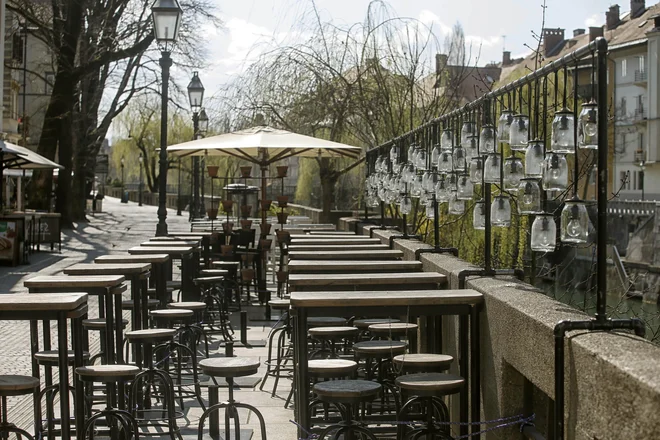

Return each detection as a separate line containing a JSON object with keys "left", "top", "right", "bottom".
{"left": 190, "top": 0, "right": 627, "bottom": 97}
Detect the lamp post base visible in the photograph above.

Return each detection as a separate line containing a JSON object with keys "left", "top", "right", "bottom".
{"left": 156, "top": 221, "right": 168, "bottom": 237}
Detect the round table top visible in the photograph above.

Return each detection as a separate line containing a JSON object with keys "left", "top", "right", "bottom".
{"left": 395, "top": 373, "right": 464, "bottom": 395}
{"left": 198, "top": 358, "right": 261, "bottom": 377}
{"left": 313, "top": 379, "right": 381, "bottom": 400}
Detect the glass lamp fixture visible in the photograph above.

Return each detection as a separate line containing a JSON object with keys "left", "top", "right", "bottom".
{"left": 509, "top": 114, "right": 530, "bottom": 151}
{"left": 497, "top": 110, "right": 515, "bottom": 142}
{"left": 377, "top": 185, "right": 386, "bottom": 202}
{"left": 441, "top": 129, "right": 454, "bottom": 150}
{"left": 404, "top": 163, "right": 416, "bottom": 183}
{"left": 448, "top": 192, "right": 465, "bottom": 215}
{"left": 417, "top": 149, "right": 428, "bottom": 170}
{"left": 491, "top": 196, "right": 511, "bottom": 227}
{"left": 385, "top": 190, "right": 396, "bottom": 204}
{"left": 431, "top": 143, "right": 440, "bottom": 164}
{"left": 517, "top": 179, "right": 542, "bottom": 214}
{"left": 422, "top": 170, "right": 434, "bottom": 192}
{"left": 457, "top": 174, "right": 474, "bottom": 200}
{"left": 551, "top": 108, "right": 575, "bottom": 153}
{"left": 460, "top": 121, "right": 476, "bottom": 146}
{"left": 464, "top": 136, "right": 479, "bottom": 161}
{"left": 435, "top": 178, "right": 450, "bottom": 203}
{"left": 198, "top": 108, "right": 209, "bottom": 133}
{"left": 560, "top": 198, "right": 589, "bottom": 244}
{"left": 469, "top": 157, "right": 484, "bottom": 184}
{"left": 400, "top": 195, "right": 413, "bottom": 215}
{"left": 542, "top": 153, "right": 569, "bottom": 191}
{"left": 426, "top": 203, "right": 435, "bottom": 219}
{"left": 479, "top": 124, "right": 497, "bottom": 153}
{"left": 453, "top": 146, "right": 467, "bottom": 171}
{"left": 473, "top": 200, "right": 486, "bottom": 230}
{"left": 503, "top": 156, "right": 524, "bottom": 189}
{"left": 438, "top": 151, "right": 453, "bottom": 173}
{"left": 389, "top": 145, "right": 399, "bottom": 164}
{"left": 408, "top": 144, "right": 417, "bottom": 165}
{"left": 530, "top": 214, "right": 557, "bottom": 252}
{"left": 525, "top": 140, "right": 544, "bottom": 178}
{"left": 483, "top": 153, "right": 501, "bottom": 184}
{"left": 420, "top": 191, "right": 429, "bottom": 206}
{"left": 411, "top": 174, "right": 423, "bottom": 198}
{"left": 151, "top": 0, "right": 183, "bottom": 46}
{"left": 187, "top": 72, "right": 204, "bottom": 113}
{"left": 578, "top": 101, "right": 598, "bottom": 149}
{"left": 446, "top": 172, "right": 458, "bottom": 191}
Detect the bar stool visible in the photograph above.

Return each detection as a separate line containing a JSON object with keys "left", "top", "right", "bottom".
{"left": 76, "top": 365, "right": 141, "bottom": 439}
{"left": 308, "top": 326, "right": 359, "bottom": 359}
{"left": 353, "top": 318, "right": 400, "bottom": 340}
{"left": 395, "top": 373, "right": 464, "bottom": 440}
{"left": 167, "top": 301, "right": 210, "bottom": 357}
{"left": 260, "top": 299, "right": 291, "bottom": 397}
{"left": 368, "top": 322, "right": 418, "bottom": 351}
{"left": 194, "top": 275, "right": 233, "bottom": 341}
{"left": 393, "top": 353, "right": 454, "bottom": 374}
{"left": 122, "top": 299, "right": 160, "bottom": 329}
{"left": 308, "top": 317, "right": 347, "bottom": 328}
{"left": 312, "top": 380, "right": 380, "bottom": 440}
{"left": 306, "top": 360, "right": 358, "bottom": 422}
{"left": 197, "top": 358, "right": 267, "bottom": 439}
{"left": 0, "top": 375, "right": 40, "bottom": 440}
{"left": 82, "top": 318, "right": 129, "bottom": 364}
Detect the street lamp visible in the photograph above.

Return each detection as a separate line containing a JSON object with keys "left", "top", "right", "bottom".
{"left": 199, "top": 108, "right": 209, "bottom": 133}
{"left": 138, "top": 154, "right": 144, "bottom": 206}
{"left": 187, "top": 72, "right": 205, "bottom": 219}
{"left": 120, "top": 156, "right": 127, "bottom": 204}
{"left": 152, "top": 0, "right": 182, "bottom": 236}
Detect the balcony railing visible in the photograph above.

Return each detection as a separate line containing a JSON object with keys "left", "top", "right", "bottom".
{"left": 634, "top": 106, "right": 646, "bottom": 122}
{"left": 634, "top": 70, "right": 647, "bottom": 83}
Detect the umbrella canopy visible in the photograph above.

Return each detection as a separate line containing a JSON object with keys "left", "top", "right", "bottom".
{"left": 167, "top": 125, "right": 362, "bottom": 165}
{"left": 1, "top": 140, "right": 64, "bottom": 170}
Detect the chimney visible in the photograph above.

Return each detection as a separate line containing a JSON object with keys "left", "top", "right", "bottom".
{"left": 435, "top": 54, "right": 448, "bottom": 73}
{"left": 542, "top": 28, "right": 565, "bottom": 57}
{"left": 573, "top": 28, "right": 585, "bottom": 37}
{"left": 502, "top": 51, "right": 511, "bottom": 66}
{"left": 589, "top": 26, "right": 604, "bottom": 42}
{"left": 631, "top": 0, "right": 646, "bottom": 19}
{"left": 606, "top": 5, "right": 621, "bottom": 30}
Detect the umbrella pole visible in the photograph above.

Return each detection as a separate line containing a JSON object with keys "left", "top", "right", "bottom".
{"left": 259, "top": 163, "right": 268, "bottom": 302}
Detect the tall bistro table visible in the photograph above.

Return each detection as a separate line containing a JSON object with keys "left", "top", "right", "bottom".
{"left": 288, "top": 260, "right": 423, "bottom": 274}
{"left": 287, "top": 249, "right": 403, "bottom": 260}
{"left": 290, "top": 289, "right": 484, "bottom": 439}
{"left": 0, "top": 293, "right": 88, "bottom": 440}
{"left": 288, "top": 272, "right": 447, "bottom": 292}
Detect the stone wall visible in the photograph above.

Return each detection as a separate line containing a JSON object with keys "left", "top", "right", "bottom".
{"left": 339, "top": 217, "right": 660, "bottom": 439}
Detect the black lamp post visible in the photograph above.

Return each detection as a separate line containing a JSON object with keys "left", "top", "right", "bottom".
{"left": 152, "top": 0, "right": 182, "bottom": 236}
{"left": 176, "top": 157, "right": 182, "bottom": 215}
{"left": 187, "top": 72, "right": 205, "bottom": 219}
{"left": 138, "top": 154, "right": 143, "bottom": 206}
{"left": 120, "top": 156, "right": 127, "bottom": 203}
{"left": 120, "top": 156, "right": 125, "bottom": 185}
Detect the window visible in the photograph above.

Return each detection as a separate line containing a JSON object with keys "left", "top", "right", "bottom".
{"left": 621, "top": 59, "right": 627, "bottom": 78}
{"left": 620, "top": 97, "right": 627, "bottom": 118}
{"left": 45, "top": 72, "right": 55, "bottom": 95}
{"left": 620, "top": 171, "right": 631, "bottom": 190}
{"left": 639, "top": 55, "right": 645, "bottom": 73}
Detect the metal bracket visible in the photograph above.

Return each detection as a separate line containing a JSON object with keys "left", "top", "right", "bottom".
{"left": 415, "top": 247, "right": 459, "bottom": 260}
{"left": 389, "top": 234, "right": 421, "bottom": 249}
{"left": 457, "top": 268, "right": 525, "bottom": 289}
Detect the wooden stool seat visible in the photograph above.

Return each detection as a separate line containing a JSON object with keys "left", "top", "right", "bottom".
{"left": 147, "top": 287, "right": 174, "bottom": 296}
{"left": 198, "top": 358, "right": 260, "bottom": 378}
{"left": 34, "top": 350, "right": 90, "bottom": 366}
{"left": 308, "top": 326, "right": 359, "bottom": 339}
{"left": 194, "top": 276, "right": 226, "bottom": 286}
{"left": 353, "top": 318, "right": 400, "bottom": 329}
{"left": 82, "top": 318, "right": 128, "bottom": 330}
{"left": 167, "top": 301, "right": 206, "bottom": 311}
{"left": 313, "top": 379, "right": 381, "bottom": 404}
{"left": 368, "top": 322, "right": 418, "bottom": 335}
{"left": 166, "top": 281, "right": 182, "bottom": 290}
{"left": 199, "top": 269, "right": 228, "bottom": 277}
{"left": 269, "top": 299, "right": 290, "bottom": 310}
{"left": 76, "top": 365, "right": 141, "bottom": 383}
{"left": 308, "top": 317, "right": 347, "bottom": 327}
{"left": 353, "top": 340, "right": 407, "bottom": 357}
{"left": 150, "top": 309, "right": 194, "bottom": 320}
{"left": 308, "top": 359, "right": 357, "bottom": 378}
{"left": 395, "top": 373, "right": 464, "bottom": 396}
{"left": 0, "top": 375, "right": 40, "bottom": 396}
{"left": 122, "top": 298, "right": 160, "bottom": 310}
{"left": 392, "top": 354, "right": 454, "bottom": 372}
{"left": 125, "top": 328, "right": 177, "bottom": 343}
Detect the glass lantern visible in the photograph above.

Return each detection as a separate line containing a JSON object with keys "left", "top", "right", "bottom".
{"left": 431, "top": 143, "right": 440, "bottom": 164}
{"left": 448, "top": 192, "right": 465, "bottom": 215}
{"left": 464, "top": 136, "right": 479, "bottom": 161}
{"left": 491, "top": 196, "right": 511, "bottom": 227}
{"left": 503, "top": 156, "right": 524, "bottom": 189}
{"left": 441, "top": 129, "right": 454, "bottom": 150}
{"left": 411, "top": 173, "right": 423, "bottom": 198}
{"left": 560, "top": 199, "right": 589, "bottom": 244}
{"left": 509, "top": 114, "right": 530, "bottom": 151}
{"left": 390, "top": 145, "right": 399, "bottom": 164}
{"left": 435, "top": 178, "right": 450, "bottom": 203}
{"left": 518, "top": 178, "right": 542, "bottom": 214}
{"left": 525, "top": 140, "right": 544, "bottom": 178}
{"left": 542, "top": 153, "right": 569, "bottom": 191}
{"left": 457, "top": 174, "right": 474, "bottom": 200}
{"left": 551, "top": 108, "right": 575, "bottom": 153}
{"left": 446, "top": 172, "right": 458, "bottom": 191}
{"left": 483, "top": 153, "right": 501, "bottom": 184}
{"left": 497, "top": 110, "right": 514, "bottom": 143}
{"left": 438, "top": 151, "right": 453, "bottom": 173}
{"left": 408, "top": 144, "right": 418, "bottom": 166}
{"left": 530, "top": 214, "right": 557, "bottom": 252}
{"left": 469, "top": 157, "right": 484, "bottom": 184}
{"left": 453, "top": 146, "right": 467, "bottom": 171}
{"left": 578, "top": 101, "right": 598, "bottom": 149}
{"left": 426, "top": 203, "right": 435, "bottom": 219}
{"left": 473, "top": 200, "right": 486, "bottom": 230}
{"left": 404, "top": 163, "right": 416, "bottom": 183}
{"left": 422, "top": 171, "right": 435, "bottom": 193}
{"left": 460, "top": 121, "right": 476, "bottom": 147}
{"left": 417, "top": 149, "right": 428, "bottom": 170}
{"left": 400, "top": 195, "right": 413, "bottom": 215}
{"left": 420, "top": 191, "right": 429, "bottom": 206}
{"left": 479, "top": 124, "right": 497, "bottom": 153}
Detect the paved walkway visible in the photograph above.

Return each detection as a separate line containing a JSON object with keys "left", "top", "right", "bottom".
{"left": 0, "top": 196, "right": 295, "bottom": 439}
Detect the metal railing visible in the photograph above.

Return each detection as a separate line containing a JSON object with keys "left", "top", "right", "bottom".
{"left": 634, "top": 69, "right": 647, "bottom": 82}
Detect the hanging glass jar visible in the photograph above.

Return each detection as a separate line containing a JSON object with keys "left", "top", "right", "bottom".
{"left": 441, "top": 129, "right": 454, "bottom": 150}
{"left": 420, "top": 191, "right": 429, "bottom": 206}
{"left": 483, "top": 153, "right": 501, "bottom": 184}
{"left": 530, "top": 214, "right": 557, "bottom": 252}
{"left": 491, "top": 196, "right": 511, "bottom": 227}
{"left": 448, "top": 192, "right": 465, "bottom": 215}
{"left": 385, "top": 190, "right": 396, "bottom": 204}
{"left": 431, "top": 143, "right": 441, "bottom": 165}
{"left": 509, "top": 114, "right": 530, "bottom": 151}
{"left": 422, "top": 170, "right": 434, "bottom": 193}
{"left": 417, "top": 148, "right": 428, "bottom": 170}
{"left": 411, "top": 173, "right": 423, "bottom": 198}
{"left": 551, "top": 108, "right": 575, "bottom": 153}
{"left": 473, "top": 200, "right": 486, "bottom": 230}
{"left": 457, "top": 174, "right": 474, "bottom": 200}
{"left": 453, "top": 146, "right": 467, "bottom": 171}
{"left": 404, "top": 163, "right": 416, "bottom": 183}
{"left": 578, "top": 100, "right": 598, "bottom": 149}
{"left": 503, "top": 156, "right": 524, "bottom": 189}
{"left": 560, "top": 198, "right": 589, "bottom": 244}
{"left": 425, "top": 203, "right": 435, "bottom": 219}
{"left": 518, "top": 178, "right": 542, "bottom": 214}
{"left": 469, "top": 157, "right": 484, "bottom": 184}
{"left": 438, "top": 151, "right": 453, "bottom": 173}
{"left": 525, "top": 140, "right": 544, "bottom": 178}
{"left": 460, "top": 121, "right": 476, "bottom": 146}
{"left": 542, "top": 153, "right": 569, "bottom": 191}
{"left": 479, "top": 124, "right": 497, "bottom": 153}
{"left": 435, "top": 178, "right": 450, "bottom": 203}
{"left": 497, "top": 110, "right": 515, "bottom": 143}
{"left": 446, "top": 172, "right": 458, "bottom": 191}
{"left": 390, "top": 145, "right": 399, "bottom": 164}
{"left": 400, "top": 195, "right": 412, "bottom": 215}
{"left": 464, "top": 136, "right": 478, "bottom": 161}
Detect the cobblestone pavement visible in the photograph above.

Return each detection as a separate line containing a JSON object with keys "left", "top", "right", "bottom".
{"left": 0, "top": 196, "right": 296, "bottom": 439}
